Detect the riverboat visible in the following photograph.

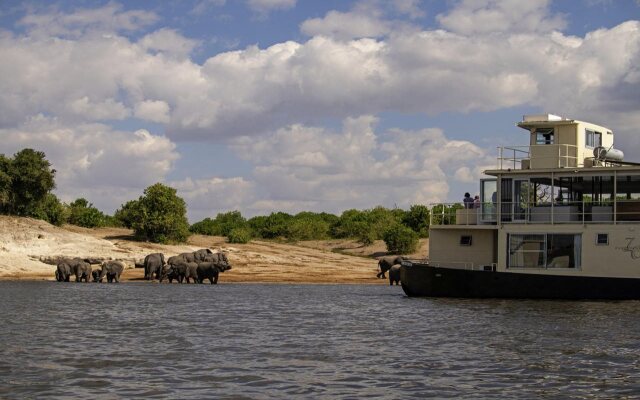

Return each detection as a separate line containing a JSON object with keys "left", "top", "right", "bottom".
{"left": 401, "top": 114, "right": 640, "bottom": 299}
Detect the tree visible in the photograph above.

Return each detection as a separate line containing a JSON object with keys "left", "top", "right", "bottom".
{"left": 0, "top": 155, "right": 11, "bottom": 211}
{"left": 114, "top": 199, "right": 142, "bottom": 229}
{"left": 259, "top": 212, "right": 293, "bottom": 239}
{"left": 131, "top": 183, "right": 190, "bottom": 243}
{"left": 68, "top": 198, "right": 106, "bottom": 228}
{"left": 2, "top": 149, "right": 56, "bottom": 216}
{"left": 383, "top": 224, "right": 419, "bottom": 254}
{"left": 402, "top": 204, "right": 430, "bottom": 237}
{"left": 32, "top": 193, "right": 68, "bottom": 226}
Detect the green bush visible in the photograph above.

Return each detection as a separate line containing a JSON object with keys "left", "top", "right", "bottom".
{"left": 32, "top": 193, "right": 68, "bottom": 226}
{"left": 114, "top": 199, "right": 142, "bottom": 229}
{"left": 286, "top": 216, "right": 330, "bottom": 241}
{"left": 190, "top": 217, "right": 217, "bottom": 235}
{"left": 68, "top": 198, "right": 106, "bottom": 228}
{"left": 402, "top": 204, "right": 430, "bottom": 237}
{"left": 228, "top": 227, "right": 252, "bottom": 243}
{"left": 259, "top": 212, "right": 293, "bottom": 239}
{"left": 130, "top": 183, "right": 190, "bottom": 243}
{"left": 383, "top": 224, "right": 419, "bottom": 254}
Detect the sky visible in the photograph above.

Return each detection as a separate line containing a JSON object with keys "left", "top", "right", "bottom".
{"left": 1, "top": 0, "right": 639, "bottom": 222}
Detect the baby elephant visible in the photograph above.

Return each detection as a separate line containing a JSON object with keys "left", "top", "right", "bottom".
{"left": 98, "top": 261, "right": 125, "bottom": 283}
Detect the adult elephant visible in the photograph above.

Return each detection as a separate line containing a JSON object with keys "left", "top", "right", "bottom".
{"left": 159, "top": 264, "right": 180, "bottom": 283}
{"left": 377, "top": 256, "right": 404, "bottom": 279}
{"left": 167, "top": 252, "right": 197, "bottom": 266}
{"left": 70, "top": 259, "right": 92, "bottom": 282}
{"left": 144, "top": 253, "right": 165, "bottom": 281}
{"left": 99, "top": 260, "right": 125, "bottom": 283}
{"left": 193, "top": 249, "right": 214, "bottom": 262}
{"left": 196, "top": 252, "right": 232, "bottom": 284}
{"left": 388, "top": 264, "right": 401, "bottom": 286}
{"left": 55, "top": 263, "right": 72, "bottom": 282}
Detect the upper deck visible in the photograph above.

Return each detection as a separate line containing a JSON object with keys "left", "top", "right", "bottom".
{"left": 431, "top": 114, "right": 640, "bottom": 226}
{"left": 493, "top": 114, "right": 617, "bottom": 171}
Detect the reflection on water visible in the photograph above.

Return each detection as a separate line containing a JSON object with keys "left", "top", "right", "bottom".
{"left": 1, "top": 282, "right": 640, "bottom": 399}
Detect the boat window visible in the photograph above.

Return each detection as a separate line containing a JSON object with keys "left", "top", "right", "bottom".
{"left": 585, "top": 129, "right": 602, "bottom": 148}
{"left": 508, "top": 233, "right": 581, "bottom": 269}
{"left": 535, "top": 128, "right": 554, "bottom": 145}
{"left": 596, "top": 233, "right": 608, "bottom": 245}
{"left": 615, "top": 175, "right": 640, "bottom": 221}
{"left": 460, "top": 235, "right": 472, "bottom": 246}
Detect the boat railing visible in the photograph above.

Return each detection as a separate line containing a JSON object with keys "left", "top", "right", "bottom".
{"left": 428, "top": 261, "right": 495, "bottom": 271}
{"left": 497, "top": 144, "right": 580, "bottom": 170}
{"left": 430, "top": 200, "right": 640, "bottom": 225}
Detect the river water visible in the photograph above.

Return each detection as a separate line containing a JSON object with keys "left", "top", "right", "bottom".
{"left": 0, "top": 282, "right": 639, "bottom": 399}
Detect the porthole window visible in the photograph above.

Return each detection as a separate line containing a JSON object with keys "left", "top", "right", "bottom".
{"left": 596, "top": 233, "right": 608, "bottom": 245}
{"left": 460, "top": 235, "right": 472, "bottom": 246}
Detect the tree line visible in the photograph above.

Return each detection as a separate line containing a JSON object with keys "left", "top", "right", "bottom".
{"left": 1, "top": 149, "right": 447, "bottom": 254}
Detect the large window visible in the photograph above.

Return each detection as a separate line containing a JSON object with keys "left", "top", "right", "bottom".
{"left": 508, "top": 233, "right": 581, "bottom": 269}
{"left": 585, "top": 129, "right": 602, "bottom": 148}
{"left": 535, "top": 128, "right": 554, "bottom": 145}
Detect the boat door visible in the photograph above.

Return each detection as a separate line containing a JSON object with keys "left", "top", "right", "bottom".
{"left": 513, "top": 179, "right": 532, "bottom": 222}
{"left": 480, "top": 179, "right": 497, "bottom": 223}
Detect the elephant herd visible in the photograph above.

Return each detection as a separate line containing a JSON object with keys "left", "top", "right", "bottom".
{"left": 143, "top": 249, "right": 232, "bottom": 284}
{"left": 55, "top": 258, "right": 125, "bottom": 283}
{"left": 377, "top": 256, "right": 404, "bottom": 286}
{"left": 54, "top": 248, "right": 231, "bottom": 285}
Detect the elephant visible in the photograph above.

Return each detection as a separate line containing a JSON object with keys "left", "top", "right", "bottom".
{"left": 377, "top": 256, "right": 404, "bottom": 279}
{"left": 388, "top": 264, "right": 401, "bottom": 286}
{"left": 159, "top": 265, "right": 180, "bottom": 283}
{"left": 99, "top": 260, "right": 125, "bottom": 283}
{"left": 55, "top": 263, "right": 72, "bottom": 282}
{"left": 144, "top": 253, "right": 165, "bottom": 280}
{"left": 193, "top": 248, "right": 214, "bottom": 262}
{"left": 91, "top": 270, "right": 101, "bottom": 282}
{"left": 196, "top": 254, "right": 232, "bottom": 284}
{"left": 184, "top": 263, "right": 199, "bottom": 283}
{"left": 167, "top": 252, "right": 196, "bottom": 266}
{"left": 70, "top": 259, "right": 92, "bottom": 282}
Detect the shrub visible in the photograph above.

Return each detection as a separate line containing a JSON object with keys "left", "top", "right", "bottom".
{"left": 383, "top": 224, "right": 419, "bottom": 254}
{"left": 32, "top": 193, "right": 68, "bottom": 226}
{"left": 114, "top": 199, "right": 142, "bottom": 229}
{"left": 402, "top": 204, "right": 430, "bottom": 237}
{"left": 286, "top": 216, "right": 330, "bottom": 241}
{"left": 228, "top": 227, "right": 252, "bottom": 243}
{"left": 190, "top": 217, "right": 217, "bottom": 235}
{"left": 259, "top": 212, "right": 293, "bottom": 239}
{"left": 68, "top": 198, "right": 106, "bottom": 228}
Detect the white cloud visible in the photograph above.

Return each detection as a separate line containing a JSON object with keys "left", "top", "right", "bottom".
{"left": 134, "top": 100, "right": 171, "bottom": 123}
{"left": 436, "top": 0, "right": 566, "bottom": 35}
{"left": 138, "top": 28, "right": 199, "bottom": 59}
{"left": 229, "top": 116, "right": 493, "bottom": 215}
{"left": 170, "top": 177, "right": 256, "bottom": 221}
{"left": 246, "top": 0, "right": 296, "bottom": 16}
{"left": 0, "top": 115, "right": 178, "bottom": 213}
{"left": 18, "top": 2, "right": 158, "bottom": 38}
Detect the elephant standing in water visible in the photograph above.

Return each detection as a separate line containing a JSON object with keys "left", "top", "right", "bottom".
{"left": 144, "top": 253, "right": 165, "bottom": 280}
{"left": 99, "top": 260, "right": 125, "bottom": 283}
{"left": 55, "top": 263, "right": 72, "bottom": 282}
{"left": 377, "top": 256, "right": 404, "bottom": 279}
{"left": 56, "top": 258, "right": 91, "bottom": 282}
{"left": 196, "top": 253, "right": 232, "bottom": 284}
{"left": 388, "top": 264, "right": 401, "bottom": 285}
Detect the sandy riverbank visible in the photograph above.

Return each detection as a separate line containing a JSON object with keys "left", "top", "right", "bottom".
{"left": 0, "top": 216, "right": 428, "bottom": 283}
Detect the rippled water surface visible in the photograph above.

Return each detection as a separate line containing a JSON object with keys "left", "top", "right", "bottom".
{"left": 1, "top": 282, "right": 640, "bottom": 399}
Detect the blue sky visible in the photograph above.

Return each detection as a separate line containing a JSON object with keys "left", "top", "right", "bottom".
{"left": 1, "top": 0, "right": 639, "bottom": 221}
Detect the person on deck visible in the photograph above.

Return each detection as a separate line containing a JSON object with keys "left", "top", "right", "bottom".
{"left": 463, "top": 192, "right": 474, "bottom": 209}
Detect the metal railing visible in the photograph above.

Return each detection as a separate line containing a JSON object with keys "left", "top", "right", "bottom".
{"left": 497, "top": 144, "right": 580, "bottom": 170}
{"left": 429, "top": 200, "right": 640, "bottom": 225}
